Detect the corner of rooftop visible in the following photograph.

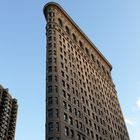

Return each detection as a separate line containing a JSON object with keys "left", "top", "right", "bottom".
{"left": 43, "top": 2, "right": 61, "bottom": 14}
{"left": 43, "top": 2, "right": 113, "bottom": 71}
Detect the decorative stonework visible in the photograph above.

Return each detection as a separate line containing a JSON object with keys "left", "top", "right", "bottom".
{"left": 44, "top": 2, "right": 130, "bottom": 140}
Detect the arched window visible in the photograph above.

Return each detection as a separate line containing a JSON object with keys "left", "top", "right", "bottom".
{"left": 91, "top": 54, "right": 95, "bottom": 62}
{"left": 58, "top": 18, "right": 63, "bottom": 27}
{"left": 72, "top": 33, "right": 77, "bottom": 42}
{"left": 79, "top": 41, "right": 83, "bottom": 49}
{"left": 85, "top": 48, "right": 89, "bottom": 55}
{"left": 102, "top": 65, "right": 105, "bottom": 73}
{"left": 65, "top": 26, "right": 70, "bottom": 34}
{"left": 97, "top": 60, "right": 100, "bottom": 68}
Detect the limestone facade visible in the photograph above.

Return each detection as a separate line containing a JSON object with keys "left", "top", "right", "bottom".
{"left": 44, "top": 2, "right": 130, "bottom": 140}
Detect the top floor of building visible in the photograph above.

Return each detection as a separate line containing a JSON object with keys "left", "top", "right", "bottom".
{"left": 43, "top": 2, "right": 112, "bottom": 76}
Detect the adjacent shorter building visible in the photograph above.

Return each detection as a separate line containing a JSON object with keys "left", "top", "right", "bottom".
{"left": 0, "top": 85, "right": 18, "bottom": 140}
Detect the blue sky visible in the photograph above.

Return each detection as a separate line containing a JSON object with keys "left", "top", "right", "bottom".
{"left": 0, "top": 0, "right": 140, "bottom": 140}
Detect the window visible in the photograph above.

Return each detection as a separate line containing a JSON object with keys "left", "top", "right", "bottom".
{"left": 85, "top": 48, "right": 89, "bottom": 55}
{"left": 67, "top": 94, "right": 71, "bottom": 101}
{"left": 83, "top": 106, "right": 86, "bottom": 113}
{"left": 66, "top": 26, "right": 70, "bottom": 34}
{"left": 65, "top": 66, "right": 68, "bottom": 72}
{"left": 97, "top": 60, "right": 100, "bottom": 68}
{"left": 60, "top": 54, "right": 63, "bottom": 59}
{"left": 62, "top": 80, "right": 65, "bottom": 87}
{"left": 70, "top": 129, "right": 74, "bottom": 138}
{"left": 77, "top": 134, "right": 81, "bottom": 140}
{"left": 55, "top": 97, "right": 58, "bottom": 104}
{"left": 48, "top": 50, "right": 52, "bottom": 55}
{"left": 56, "top": 109, "right": 59, "bottom": 117}
{"left": 87, "top": 109, "right": 90, "bottom": 116}
{"left": 86, "top": 128, "right": 89, "bottom": 135}
{"left": 61, "top": 70, "right": 64, "bottom": 77}
{"left": 66, "top": 75, "right": 69, "bottom": 81}
{"left": 74, "top": 108, "right": 77, "bottom": 116}
{"left": 48, "top": 86, "right": 52, "bottom": 93}
{"left": 79, "top": 41, "right": 83, "bottom": 49}
{"left": 59, "top": 41, "right": 62, "bottom": 45}
{"left": 91, "top": 54, "right": 95, "bottom": 62}
{"left": 55, "top": 86, "right": 58, "bottom": 93}
{"left": 107, "top": 71, "right": 110, "bottom": 78}
{"left": 48, "top": 57, "right": 52, "bottom": 64}
{"left": 56, "top": 122, "right": 59, "bottom": 131}
{"left": 69, "top": 116, "right": 73, "bottom": 125}
{"left": 67, "top": 84, "right": 70, "bottom": 91}
{"left": 48, "top": 75, "right": 52, "bottom": 82}
{"left": 77, "top": 100, "right": 80, "bottom": 107}
{"left": 85, "top": 117, "right": 88, "bottom": 124}
{"left": 72, "top": 33, "right": 77, "bottom": 42}
{"left": 82, "top": 97, "right": 85, "bottom": 103}
{"left": 65, "top": 126, "right": 69, "bottom": 136}
{"left": 54, "top": 76, "right": 57, "bottom": 82}
{"left": 96, "top": 134, "right": 99, "bottom": 140}
{"left": 54, "top": 57, "right": 57, "bottom": 63}
{"left": 75, "top": 120, "right": 78, "bottom": 128}
{"left": 48, "top": 42, "right": 52, "bottom": 48}
{"left": 64, "top": 113, "right": 68, "bottom": 121}
{"left": 54, "top": 66, "right": 57, "bottom": 72}
{"left": 48, "top": 122, "right": 53, "bottom": 132}
{"left": 60, "top": 47, "right": 63, "bottom": 52}
{"left": 48, "top": 137, "right": 53, "bottom": 140}
{"left": 89, "top": 120, "right": 92, "bottom": 127}
{"left": 63, "top": 101, "right": 67, "bottom": 109}
{"left": 79, "top": 122, "right": 82, "bottom": 130}
{"left": 58, "top": 18, "right": 63, "bottom": 27}
{"left": 82, "top": 137, "right": 85, "bottom": 140}
{"left": 91, "top": 104, "right": 93, "bottom": 110}
{"left": 63, "top": 90, "right": 66, "bottom": 97}
{"left": 48, "top": 36, "right": 52, "bottom": 41}
{"left": 77, "top": 110, "right": 81, "bottom": 118}
{"left": 68, "top": 105, "right": 72, "bottom": 112}
{"left": 48, "top": 109, "right": 53, "bottom": 118}
{"left": 54, "top": 50, "right": 56, "bottom": 55}
{"left": 96, "top": 116, "right": 99, "bottom": 122}
{"left": 48, "top": 66, "right": 52, "bottom": 72}
{"left": 91, "top": 131, "right": 94, "bottom": 138}
{"left": 48, "top": 97, "right": 53, "bottom": 105}
{"left": 61, "top": 62, "right": 64, "bottom": 68}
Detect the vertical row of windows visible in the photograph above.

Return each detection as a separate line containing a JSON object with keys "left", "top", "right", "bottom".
{"left": 47, "top": 25, "right": 60, "bottom": 140}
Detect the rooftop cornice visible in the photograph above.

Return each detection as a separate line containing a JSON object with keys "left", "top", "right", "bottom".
{"left": 43, "top": 2, "right": 112, "bottom": 71}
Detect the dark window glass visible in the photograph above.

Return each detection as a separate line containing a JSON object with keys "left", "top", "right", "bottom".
{"left": 72, "top": 33, "right": 77, "bottom": 42}
{"left": 58, "top": 18, "right": 63, "bottom": 27}
{"left": 66, "top": 26, "right": 70, "bottom": 34}
{"left": 48, "top": 86, "right": 52, "bottom": 93}
{"left": 48, "top": 97, "right": 53, "bottom": 105}
{"left": 48, "top": 75, "right": 52, "bottom": 82}
{"left": 65, "top": 126, "right": 69, "bottom": 136}
{"left": 48, "top": 109, "right": 53, "bottom": 118}
{"left": 48, "top": 122, "right": 53, "bottom": 132}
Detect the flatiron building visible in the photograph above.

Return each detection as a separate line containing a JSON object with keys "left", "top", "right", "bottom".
{"left": 44, "top": 2, "right": 130, "bottom": 140}
{"left": 0, "top": 85, "right": 18, "bottom": 140}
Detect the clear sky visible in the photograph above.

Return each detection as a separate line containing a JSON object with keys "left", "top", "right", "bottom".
{"left": 0, "top": 0, "right": 140, "bottom": 140}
